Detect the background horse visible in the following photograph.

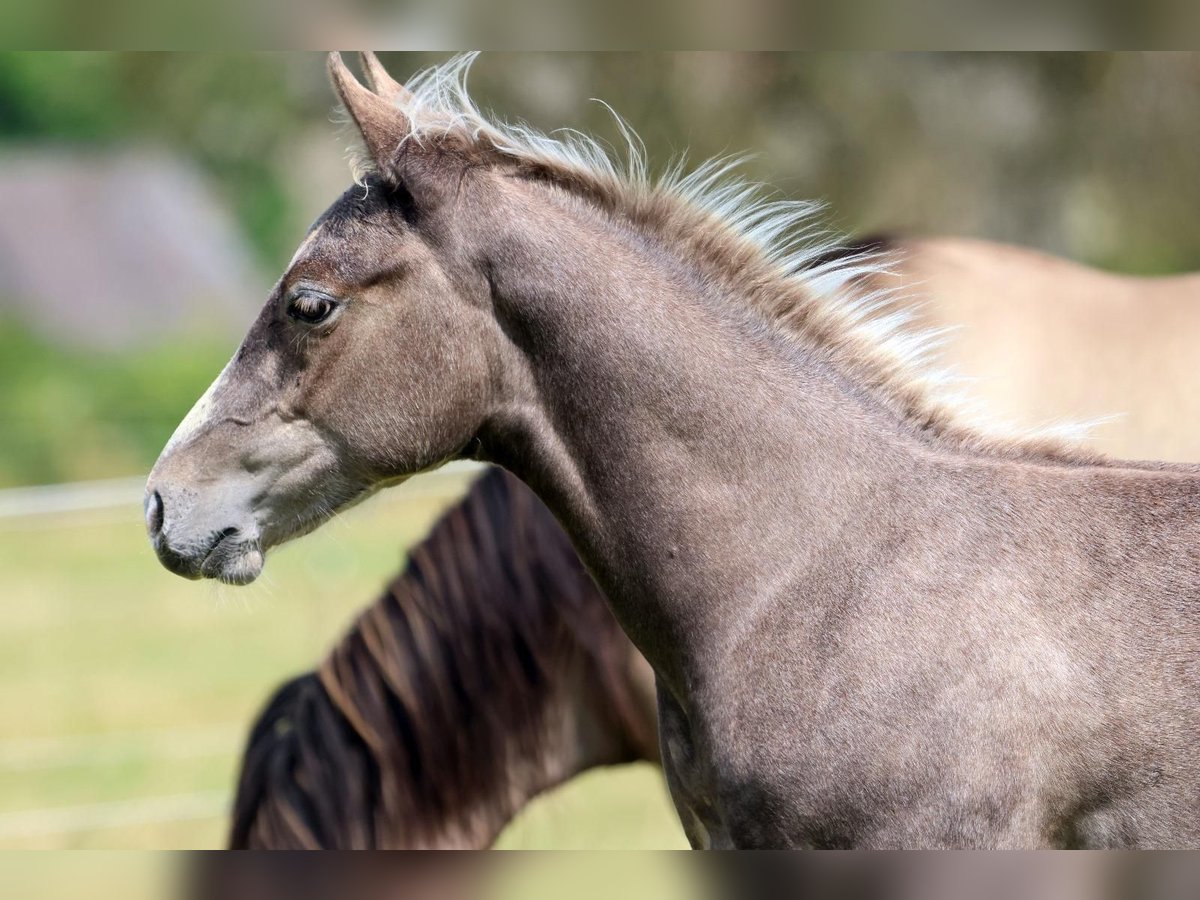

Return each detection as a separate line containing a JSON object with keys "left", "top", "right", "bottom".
{"left": 229, "top": 467, "right": 657, "bottom": 849}
{"left": 864, "top": 235, "right": 1200, "bottom": 462}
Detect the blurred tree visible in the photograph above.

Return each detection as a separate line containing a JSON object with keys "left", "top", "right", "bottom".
{"left": 0, "top": 52, "right": 325, "bottom": 267}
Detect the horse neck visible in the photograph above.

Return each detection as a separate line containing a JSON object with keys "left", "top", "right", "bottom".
{"left": 319, "top": 472, "right": 646, "bottom": 848}
{"left": 476, "top": 190, "right": 915, "bottom": 693}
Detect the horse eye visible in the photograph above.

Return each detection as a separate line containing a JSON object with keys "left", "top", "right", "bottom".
{"left": 287, "top": 293, "right": 336, "bottom": 325}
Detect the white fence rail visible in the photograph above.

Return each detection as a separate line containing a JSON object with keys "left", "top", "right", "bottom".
{"left": 0, "top": 724, "right": 244, "bottom": 772}
{"left": 0, "top": 476, "right": 148, "bottom": 520}
{"left": 0, "top": 791, "right": 231, "bottom": 841}
{"left": 0, "top": 461, "right": 486, "bottom": 521}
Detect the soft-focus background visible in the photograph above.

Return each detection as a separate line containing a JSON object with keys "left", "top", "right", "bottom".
{"left": 0, "top": 51, "right": 1198, "bottom": 850}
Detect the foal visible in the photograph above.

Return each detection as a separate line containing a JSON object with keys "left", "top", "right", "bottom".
{"left": 228, "top": 467, "right": 657, "bottom": 849}
{"left": 148, "top": 53, "right": 1200, "bottom": 847}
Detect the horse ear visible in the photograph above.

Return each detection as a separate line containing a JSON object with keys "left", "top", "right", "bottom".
{"left": 358, "top": 52, "right": 414, "bottom": 106}
{"left": 328, "top": 51, "right": 410, "bottom": 174}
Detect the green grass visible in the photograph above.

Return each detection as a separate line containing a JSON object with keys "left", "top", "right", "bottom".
{"left": 0, "top": 470, "right": 686, "bottom": 850}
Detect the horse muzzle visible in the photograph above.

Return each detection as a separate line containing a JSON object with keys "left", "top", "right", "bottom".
{"left": 144, "top": 483, "right": 264, "bottom": 586}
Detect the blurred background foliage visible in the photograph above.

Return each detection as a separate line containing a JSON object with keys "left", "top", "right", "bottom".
{"left": 0, "top": 51, "right": 1198, "bottom": 489}
{"left": 0, "top": 321, "right": 230, "bottom": 485}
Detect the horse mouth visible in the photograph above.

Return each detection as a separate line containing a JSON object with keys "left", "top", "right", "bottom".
{"left": 200, "top": 529, "right": 264, "bottom": 586}
{"left": 151, "top": 538, "right": 206, "bottom": 582}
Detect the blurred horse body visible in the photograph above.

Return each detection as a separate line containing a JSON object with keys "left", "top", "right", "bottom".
{"left": 229, "top": 468, "right": 657, "bottom": 849}
{"left": 874, "top": 236, "right": 1200, "bottom": 462}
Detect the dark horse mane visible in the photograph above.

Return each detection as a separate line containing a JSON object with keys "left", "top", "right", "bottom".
{"left": 229, "top": 467, "right": 657, "bottom": 849}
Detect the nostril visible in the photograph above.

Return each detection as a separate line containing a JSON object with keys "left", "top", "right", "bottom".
{"left": 146, "top": 490, "right": 164, "bottom": 537}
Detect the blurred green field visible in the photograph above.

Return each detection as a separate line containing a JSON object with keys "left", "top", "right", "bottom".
{"left": 5, "top": 852, "right": 701, "bottom": 900}
{"left": 0, "top": 468, "right": 685, "bottom": 850}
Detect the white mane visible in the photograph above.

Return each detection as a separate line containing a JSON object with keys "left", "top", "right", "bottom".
{"left": 369, "top": 53, "right": 1097, "bottom": 456}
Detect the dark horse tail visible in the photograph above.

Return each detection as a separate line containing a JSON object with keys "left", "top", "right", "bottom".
{"left": 229, "top": 467, "right": 657, "bottom": 849}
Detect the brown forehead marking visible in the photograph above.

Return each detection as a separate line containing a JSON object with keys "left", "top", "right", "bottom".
{"left": 311, "top": 176, "right": 402, "bottom": 235}
{"left": 286, "top": 177, "right": 414, "bottom": 288}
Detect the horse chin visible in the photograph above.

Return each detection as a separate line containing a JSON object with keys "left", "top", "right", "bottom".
{"left": 201, "top": 536, "right": 265, "bottom": 586}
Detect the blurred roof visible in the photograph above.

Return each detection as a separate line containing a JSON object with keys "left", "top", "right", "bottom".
{"left": 0, "top": 147, "right": 263, "bottom": 349}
